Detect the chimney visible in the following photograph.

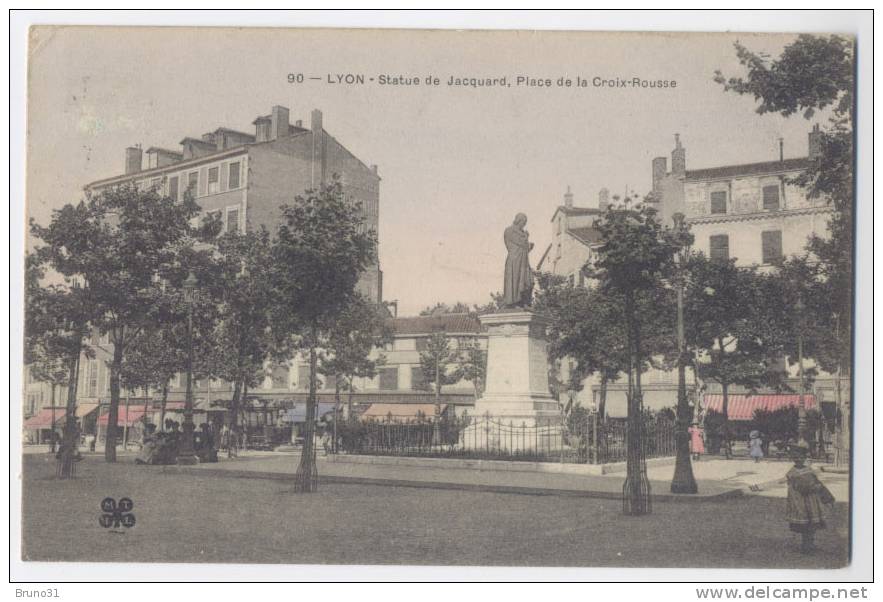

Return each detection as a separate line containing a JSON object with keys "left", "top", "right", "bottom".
{"left": 652, "top": 157, "right": 667, "bottom": 192}
{"left": 253, "top": 115, "right": 271, "bottom": 142}
{"left": 671, "top": 134, "right": 686, "bottom": 176}
{"left": 271, "top": 105, "right": 290, "bottom": 140}
{"left": 598, "top": 187, "right": 610, "bottom": 211}
{"left": 564, "top": 185, "right": 574, "bottom": 208}
{"left": 125, "top": 145, "right": 142, "bottom": 175}
{"left": 808, "top": 123, "right": 822, "bottom": 159}
{"left": 371, "top": 164, "right": 379, "bottom": 175}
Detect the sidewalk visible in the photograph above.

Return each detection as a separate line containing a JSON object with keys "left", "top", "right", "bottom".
{"left": 157, "top": 452, "right": 841, "bottom": 502}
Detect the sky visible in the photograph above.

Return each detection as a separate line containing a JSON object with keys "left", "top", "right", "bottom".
{"left": 25, "top": 27, "right": 827, "bottom": 315}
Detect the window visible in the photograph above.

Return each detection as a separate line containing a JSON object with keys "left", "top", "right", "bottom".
{"left": 381, "top": 340, "right": 394, "bottom": 352}
{"left": 761, "top": 230, "right": 783, "bottom": 264}
{"left": 187, "top": 171, "right": 199, "bottom": 195}
{"left": 168, "top": 176, "right": 179, "bottom": 201}
{"left": 379, "top": 367, "right": 399, "bottom": 391}
{"left": 88, "top": 360, "right": 98, "bottom": 397}
{"left": 150, "top": 178, "right": 162, "bottom": 190}
{"left": 415, "top": 338, "right": 429, "bottom": 352}
{"left": 208, "top": 167, "right": 220, "bottom": 194}
{"left": 762, "top": 185, "right": 780, "bottom": 211}
{"left": 411, "top": 367, "right": 426, "bottom": 390}
{"left": 271, "top": 365, "right": 289, "bottom": 389}
{"left": 578, "top": 271, "right": 585, "bottom": 287}
{"left": 709, "top": 235, "right": 729, "bottom": 262}
{"left": 710, "top": 191, "right": 727, "bottom": 214}
{"left": 226, "top": 208, "right": 240, "bottom": 234}
{"left": 228, "top": 162, "right": 240, "bottom": 189}
{"left": 297, "top": 365, "right": 311, "bottom": 390}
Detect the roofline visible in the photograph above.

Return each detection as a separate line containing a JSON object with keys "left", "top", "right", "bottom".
{"left": 684, "top": 157, "right": 811, "bottom": 182}
{"left": 550, "top": 206, "right": 601, "bottom": 222}
{"left": 85, "top": 145, "right": 249, "bottom": 189}
{"left": 566, "top": 228, "right": 600, "bottom": 248}
{"left": 536, "top": 242, "right": 553, "bottom": 270}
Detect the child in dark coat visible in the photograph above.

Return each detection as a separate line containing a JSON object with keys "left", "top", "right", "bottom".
{"left": 785, "top": 445, "right": 834, "bottom": 553}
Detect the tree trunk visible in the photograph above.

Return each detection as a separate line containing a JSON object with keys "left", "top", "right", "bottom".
{"left": 622, "top": 293, "right": 651, "bottom": 515}
{"left": 294, "top": 343, "right": 319, "bottom": 492}
{"left": 333, "top": 377, "right": 340, "bottom": 453}
{"left": 159, "top": 383, "right": 169, "bottom": 431}
{"left": 721, "top": 380, "right": 731, "bottom": 459}
{"left": 49, "top": 384, "right": 57, "bottom": 454}
{"left": 104, "top": 335, "right": 124, "bottom": 463}
{"left": 671, "top": 314, "right": 698, "bottom": 493}
{"left": 598, "top": 374, "right": 608, "bottom": 422}
{"left": 347, "top": 377, "right": 355, "bottom": 423}
{"left": 58, "top": 336, "right": 83, "bottom": 479}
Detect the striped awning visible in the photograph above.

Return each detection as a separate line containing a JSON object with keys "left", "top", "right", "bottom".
{"left": 97, "top": 406, "right": 147, "bottom": 426}
{"left": 23, "top": 408, "right": 66, "bottom": 429}
{"left": 703, "top": 394, "right": 817, "bottom": 421}
{"left": 75, "top": 402, "right": 100, "bottom": 418}
{"left": 360, "top": 403, "right": 447, "bottom": 421}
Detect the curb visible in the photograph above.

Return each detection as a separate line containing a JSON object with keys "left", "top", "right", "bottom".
{"left": 160, "top": 465, "right": 743, "bottom": 503}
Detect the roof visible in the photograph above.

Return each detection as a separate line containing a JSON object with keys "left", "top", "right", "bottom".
{"left": 550, "top": 205, "right": 602, "bottom": 222}
{"left": 567, "top": 226, "right": 602, "bottom": 247}
{"left": 390, "top": 313, "right": 482, "bottom": 336}
{"left": 703, "top": 394, "right": 817, "bottom": 421}
{"left": 179, "top": 137, "right": 217, "bottom": 147}
{"left": 536, "top": 243, "right": 553, "bottom": 270}
{"left": 145, "top": 147, "right": 183, "bottom": 157}
{"left": 360, "top": 403, "right": 448, "bottom": 421}
{"left": 213, "top": 127, "right": 255, "bottom": 138}
{"left": 685, "top": 157, "right": 811, "bottom": 181}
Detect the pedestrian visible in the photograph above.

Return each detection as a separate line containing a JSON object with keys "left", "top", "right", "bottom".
{"left": 749, "top": 430, "right": 764, "bottom": 463}
{"left": 689, "top": 422, "right": 705, "bottom": 461}
{"left": 785, "top": 445, "right": 834, "bottom": 554}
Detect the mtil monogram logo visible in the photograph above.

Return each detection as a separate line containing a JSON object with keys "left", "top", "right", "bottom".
{"left": 99, "top": 497, "right": 136, "bottom": 529}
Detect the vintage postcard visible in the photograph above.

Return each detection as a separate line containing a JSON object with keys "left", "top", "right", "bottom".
{"left": 13, "top": 18, "right": 872, "bottom": 583}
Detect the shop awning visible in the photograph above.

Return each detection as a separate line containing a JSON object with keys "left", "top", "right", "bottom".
{"left": 23, "top": 408, "right": 66, "bottom": 429}
{"left": 703, "top": 394, "right": 817, "bottom": 421}
{"left": 360, "top": 403, "right": 447, "bottom": 421}
{"left": 97, "top": 406, "right": 147, "bottom": 426}
{"left": 75, "top": 402, "right": 100, "bottom": 418}
{"left": 282, "top": 402, "right": 337, "bottom": 423}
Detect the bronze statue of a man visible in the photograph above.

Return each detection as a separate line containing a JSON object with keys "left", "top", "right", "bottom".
{"left": 502, "top": 213, "right": 534, "bottom": 308}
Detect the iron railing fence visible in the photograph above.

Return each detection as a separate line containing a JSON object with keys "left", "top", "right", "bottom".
{"left": 334, "top": 412, "right": 676, "bottom": 465}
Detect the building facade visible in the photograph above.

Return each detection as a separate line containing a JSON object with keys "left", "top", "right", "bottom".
{"left": 86, "top": 104, "right": 382, "bottom": 303}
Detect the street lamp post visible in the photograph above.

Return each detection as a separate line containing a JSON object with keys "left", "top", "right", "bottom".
{"left": 670, "top": 212, "right": 697, "bottom": 494}
{"left": 794, "top": 296, "right": 809, "bottom": 448}
{"left": 177, "top": 271, "right": 199, "bottom": 465}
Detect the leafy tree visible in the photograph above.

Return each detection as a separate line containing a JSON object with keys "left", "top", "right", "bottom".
{"left": 29, "top": 183, "right": 211, "bottom": 462}
{"left": 24, "top": 252, "right": 94, "bottom": 476}
{"left": 416, "top": 332, "right": 462, "bottom": 427}
{"left": 206, "top": 228, "right": 277, "bottom": 435}
{"left": 270, "top": 176, "right": 377, "bottom": 492}
{"left": 589, "top": 202, "right": 681, "bottom": 515}
{"left": 715, "top": 33, "right": 854, "bottom": 465}
{"left": 683, "top": 253, "right": 789, "bottom": 458}
{"left": 455, "top": 337, "right": 487, "bottom": 401}
{"left": 419, "top": 301, "right": 472, "bottom": 316}
{"left": 318, "top": 294, "right": 392, "bottom": 446}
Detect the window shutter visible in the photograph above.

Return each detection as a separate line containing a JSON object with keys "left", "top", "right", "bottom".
{"left": 762, "top": 185, "right": 780, "bottom": 211}
{"left": 220, "top": 162, "right": 229, "bottom": 191}
{"left": 709, "top": 235, "right": 729, "bottom": 261}
{"left": 379, "top": 367, "right": 399, "bottom": 391}
{"left": 762, "top": 230, "right": 783, "bottom": 264}
{"left": 710, "top": 191, "right": 727, "bottom": 214}
{"left": 198, "top": 167, "right": 208, "bottom": 196}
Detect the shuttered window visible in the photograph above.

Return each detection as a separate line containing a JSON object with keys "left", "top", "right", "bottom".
{"left": 411, "top": 367, "right": 426, "bottom": 390}
{"left": 226, "top": 208, "right": 240, "bottom": 234}
{"left": 762, "top": 230, "right": 783, "bottom": 264}
{"left": 297, "top": 365, "right": 311, "bottom": 390}
{"left": 229, "top": 162, "right": 241, "bottom": 189}
{"left": 709, "top": 235, "right": 729, "bottom": 262}
{"left": 710, "top": 191, "right": 727, "bottom": 214}
{"left": 187, "top": 171, "right": 198, "bottom": 196}
{"left": 168, "top": 176, "right": 179, "bottom": 201}
{"left": 271, "top": 365, "right": 289, "bottom": 389}
{"left": 379, "top": 367, "right": 399, "bottom": 391}
{"left": 208, "top": 167, "right": 220, "bottom": 194}
{"left": 762, "top": 185, "right": 780, "bottom": 211}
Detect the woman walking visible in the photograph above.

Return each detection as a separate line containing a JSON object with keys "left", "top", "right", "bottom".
{"left": 749, "top": 430, "right": 764, "bottom": 463}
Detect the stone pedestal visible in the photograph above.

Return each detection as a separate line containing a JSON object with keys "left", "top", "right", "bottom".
{"left": 463, "top": 311, "right": 562, "bottom": 452}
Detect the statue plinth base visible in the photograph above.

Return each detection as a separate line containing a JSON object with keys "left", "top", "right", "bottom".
{"left": 464, "top": 311, "right": 562, "bottom": 451}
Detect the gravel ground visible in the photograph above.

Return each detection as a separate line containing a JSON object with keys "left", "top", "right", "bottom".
{"left": 20, "top": 454, "right": 849, "bottom": 568}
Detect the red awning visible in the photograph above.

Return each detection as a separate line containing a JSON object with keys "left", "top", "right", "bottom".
{"left": 23, "top": 408, "right": 66, "bottom": 429}
{"left": 97, "top": 406, "right": 147, "bottom": 426}
{"left": 703, "top": 394, "right": 817, "bottom": 421}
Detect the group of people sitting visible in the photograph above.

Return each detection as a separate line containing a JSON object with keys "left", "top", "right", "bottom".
{"left": 135, "top": 419, "right": 218, "bottom": 465}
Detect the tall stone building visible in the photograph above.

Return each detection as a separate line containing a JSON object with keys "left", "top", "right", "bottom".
{"left": 86, "top": 104, "right": 382, "bottom": 303}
